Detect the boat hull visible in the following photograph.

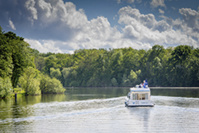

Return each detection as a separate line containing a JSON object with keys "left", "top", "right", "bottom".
{"left": 125, "top": 100, "right": 154, "bottom": 107}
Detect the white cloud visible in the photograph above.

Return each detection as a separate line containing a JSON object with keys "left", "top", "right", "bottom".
{"left": 118, "top": 6, "right": 156, "bottom": 29}
{"left": 150, "top": 0, "right": 166, "bottom": 8}
{"left": 25, "top": 5, "right": 199, "bottom": 53}
{"left": 123, "top": 25, "right": 140, "bottom": 39}
{"left": 22, "top": 0, "right": 88, "bottom": 41}
{"left": 25, "top": 39, "right": 65, "bottom": 53}
{"left": 2, "top": 0, "right": 199, "bottom": 53}
{"left": 118, "top": 6, "right": 198, "bottom": 48}
{"left": 8, "top": 19, "right": 16, "bottom": 30}
{"left": 25, "top": 0, "right": 38, "bottom": 24}
{"left": 159, "top": 9, "right": 164, "bottom": 14}
{"left": 179, "top": 8, "right": 199, "bottom": 28}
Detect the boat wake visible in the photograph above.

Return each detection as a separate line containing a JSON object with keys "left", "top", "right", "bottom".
{"left": 1, "top": 96, "right": 199, "bottom": 125}
{"left": 0, "top": 97, "right": 125, "bottom": 124}
{"left": 152, "top": 96, "right": 199, "bottom": 108}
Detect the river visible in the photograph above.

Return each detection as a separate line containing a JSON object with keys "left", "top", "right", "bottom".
{"left": 0, "top": 87, "right": 199, "bottom": 133}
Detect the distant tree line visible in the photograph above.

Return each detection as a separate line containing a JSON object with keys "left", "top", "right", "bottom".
{"left": 34, "top": 42, "right": 199, "bottom": 88}
{"left": 1, "top": 26, "right": 199, "bottom": 98}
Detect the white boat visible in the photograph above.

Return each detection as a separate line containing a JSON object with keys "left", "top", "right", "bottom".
{"left": 125, "top": 84, "right": 154, "bottom": 107}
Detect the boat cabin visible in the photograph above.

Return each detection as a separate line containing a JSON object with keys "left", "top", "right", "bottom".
{"left": 127, "top": 88, "right": 151, "bottom": 101}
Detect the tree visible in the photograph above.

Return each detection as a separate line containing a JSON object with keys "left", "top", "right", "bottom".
{"left": 62, "top": 67, "right": 72, "bottom": 86}
{"left": 3, "top": 32, "right": 34, "bottom": 88}
{"left": 148, "top": 45, "right": 165, "bottom": 62}
{"left": 0, "top": 30, "right": 13, "bottom": 78}
{"left": 110, "top": 50, "right": 124, "bottom": 86}
{"left": 111, "top": 78, "right": 118, "bottom": 87}
{"left": 169, "top": 45, "right": 192, "bottom": 65}
{"left": 40, "top": 75, "right": 65, "bottom": 94}
{"left": 50, "top": 67, "right": 61, "bottom": 80}
{"left": 19, "top": 67, "right": 41, "bottom": 95}
{"left": 0, "top": 77, "right": 13, "bottom": 98}
{"left": 167, "top": 45, "right": 192, "bottom": 86}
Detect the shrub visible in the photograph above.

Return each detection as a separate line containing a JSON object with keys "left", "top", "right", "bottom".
{"left": 40, "top": 75, "right": 65, "bottom": 94}
{"left": 18, "top": 67, "right": 41, "bottom": 95}
{"left": 0, "top": 77, "right": 13, "bottom": 98}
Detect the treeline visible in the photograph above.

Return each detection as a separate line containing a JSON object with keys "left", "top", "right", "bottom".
{"left": 34, "top": 43, "right": 199, "bottom": 88}
{"left": 0, "top": 27, "right": 64, "bottom": 99}
{"left": 1, "top": 27, "right": 199, "bottom": 98}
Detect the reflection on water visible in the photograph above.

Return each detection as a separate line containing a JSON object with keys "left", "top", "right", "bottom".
{"left": 65, "top": 87, "right": 129, "bottom": 100}
{"left": 151, "top": 88, "right": 199, "bottom": 98}
{"left": 0, "top": 87, "right": 199, "bottom": 133}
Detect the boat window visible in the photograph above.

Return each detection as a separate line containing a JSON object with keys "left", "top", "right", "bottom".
{"left": 145, "top": 93, "right": 148, "bottom": 100}
{"left": 127, "top": 92, "right": 130, "bottom": 99}
{"left": 138, "top": 93, "right": 148, "bottom": 100}
{"left": 132, "top": 93, "right": 138, "bottom": 100}
{"left": 131, "top": 93, "right": 149, "bottom": 100}
{"left": 143, "top": 94, "right": 146, "bottom": 100}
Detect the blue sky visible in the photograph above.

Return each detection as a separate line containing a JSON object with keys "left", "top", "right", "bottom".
{"left": 0, "top": 0, "right": 199, "bottom": 53}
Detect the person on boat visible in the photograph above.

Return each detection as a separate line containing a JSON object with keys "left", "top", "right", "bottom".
{"left": 139, "top": 84, "right": 141, "bottom": 88}
{"left": 142, "top": 80, "right": 145, "bottom": 85}
{"left": 143, "top": 80, "right": 148, "bottom": 88}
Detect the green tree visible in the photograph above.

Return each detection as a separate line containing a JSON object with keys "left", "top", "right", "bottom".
{"left": 111, "top": 78, "right": 118, "bottom": 87}
{"left": 167, "top": 45, "right": 192, "bottom": 86}
{"left": 169, "top": 45, "right": 192, "bottom": 65}
{"left": 0, "top": 30, "right": 13, "bottom": 78}
{"left": 3, "top": 32, "right": 34, "bottom": 88}
{"left": 110, "top": 50, "right": 124, "bottom": 86}
{"left": 50, "top": 68, "right": 61, "bottom": 80}
{"left": 62, "top": 67, "right": 72, "bottom": 86}
{"left": 19, "top": 67, "right": 41, "bottom": 95}
{"left": 0, "top": 77, "right": 13, "bottom": 98}
{"left": 40, "top": 75, "right": 65, "bottom": 94}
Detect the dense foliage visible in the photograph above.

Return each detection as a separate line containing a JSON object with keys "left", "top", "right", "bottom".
{"left": 40, "top": 75, "right": 65, "bottom": 94}
{"left": 19, "top": 67, "right": 41, "bottom": 95}
{"left": 35, "top": 45, "right": 199, "bottom": 87}
{"left": 0, "top": 77, "right": 13, "bottom": 98}
{"left": 0, "top": 27, "right": 65, "bottom": 98}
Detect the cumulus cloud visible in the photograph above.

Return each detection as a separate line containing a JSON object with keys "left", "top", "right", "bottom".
{"left": 23, "top": 5, "right": 199, "bottom": 52}
{"left": 118, "top": 6, "right": 157, "bottom": 29}
{"left": 0, "top": 0, "right": 199, "bottom": 53}
{"left": 25, "top": 0, "right": 38, "bottom": 22}
{"left": 150, "top": 0, "right": 166, "bottom": 8}
{"left": 0, "top": 0, "right": 88, "bottom": 41}
{"left": 179, "top": 8, "right": 199, "bottom": 29}
{"left": 118, "top": 6, "right": 198, "bottom": 48}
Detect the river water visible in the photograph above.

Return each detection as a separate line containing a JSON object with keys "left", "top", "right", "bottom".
{"left": 1, "top": 87, "right": 199, "bottom": 133}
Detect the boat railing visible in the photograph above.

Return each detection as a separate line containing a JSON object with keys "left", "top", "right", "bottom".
{"left": 135, "top": 85, "right": 149, "bottom": 89}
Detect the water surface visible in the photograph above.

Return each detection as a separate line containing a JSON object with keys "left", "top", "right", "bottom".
{"left": 0, "top": 87, "right": 199, "bottom": 133}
